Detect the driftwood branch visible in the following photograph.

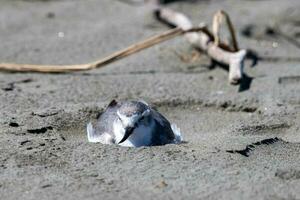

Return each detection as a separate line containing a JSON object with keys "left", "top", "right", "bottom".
{"left": 0, "top": 3, "right": 247, "bottom": 85}
{"left": 0, "top": 27, "right": 205, "bottom": 73}
{"left": 155, "top": 7, "right": 247, "bottom": 84}
{"left": 212, "top": 10, "right": 239, "bottom": 51}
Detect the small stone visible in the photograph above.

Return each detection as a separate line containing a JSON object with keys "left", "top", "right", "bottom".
{"left": 155, "top": 180, "right": 168, "bottom": 188}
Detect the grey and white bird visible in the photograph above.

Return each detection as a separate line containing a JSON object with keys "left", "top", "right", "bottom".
{"left": 87, "top": 100, "right": 182, "bottom": 147}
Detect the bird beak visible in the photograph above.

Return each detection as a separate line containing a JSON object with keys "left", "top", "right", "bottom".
{"left": 118, "top": 126, "right": 135, "bottom": 144}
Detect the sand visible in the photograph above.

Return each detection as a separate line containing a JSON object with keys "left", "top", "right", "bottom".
{"left": 0, "top": 0, "right": 300, "bottom": 199}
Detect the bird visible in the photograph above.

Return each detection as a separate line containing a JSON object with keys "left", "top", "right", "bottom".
{"left": 87, "top": 99, "right": 182, "bottom": 147}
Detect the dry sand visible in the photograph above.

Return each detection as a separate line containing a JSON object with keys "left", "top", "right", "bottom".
{"left": 0, "top": 0, "right": 300, "bottom": 199}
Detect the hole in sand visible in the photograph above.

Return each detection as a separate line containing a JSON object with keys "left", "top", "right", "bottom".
{"left": 56, "top": 103, "right": 260, "bottom": 148}
{"left": 9, "top": 122, "right": 19, "bottom": 127}
{"left": 27, "top": 126, "right": 53, "bottom": 134}
{"left": 226, "top": 137, "right": 281, "bottom": 157}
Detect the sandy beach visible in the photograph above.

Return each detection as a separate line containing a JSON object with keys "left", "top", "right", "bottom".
{"left": 0, "top": 0, "right": 300, "bottom": 199}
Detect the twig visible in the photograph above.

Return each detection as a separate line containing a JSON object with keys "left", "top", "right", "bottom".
{"left": 155, "top": 7, "right": 247, "bottom": 84}
{"left": 0, "top": 27, "right": 205, "bottom": 73}
{"left": 212, "top": 10, "right": 239, "bottom": 51}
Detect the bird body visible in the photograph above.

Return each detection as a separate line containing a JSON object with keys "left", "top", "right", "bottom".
{"left": 87, "top": 100, "right": 182, "bottom": 147}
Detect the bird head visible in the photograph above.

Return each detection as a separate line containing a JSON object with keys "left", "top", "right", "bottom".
{"left": 116, "top": 101, "right": 151, "bottom": 144}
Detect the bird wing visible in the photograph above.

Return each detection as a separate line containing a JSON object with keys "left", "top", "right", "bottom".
{"left": 87, "top": 122, "right": 101, "bottom": 143}
{"left": 86, "top": 100, "right": 120, "bottom": 144}
{"left": 150, "top": 108, "right": 176, "bottom": 145}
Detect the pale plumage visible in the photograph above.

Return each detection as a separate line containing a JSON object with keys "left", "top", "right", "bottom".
{"left": 87, "top": 100, "right": 182, "bottom": 147}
